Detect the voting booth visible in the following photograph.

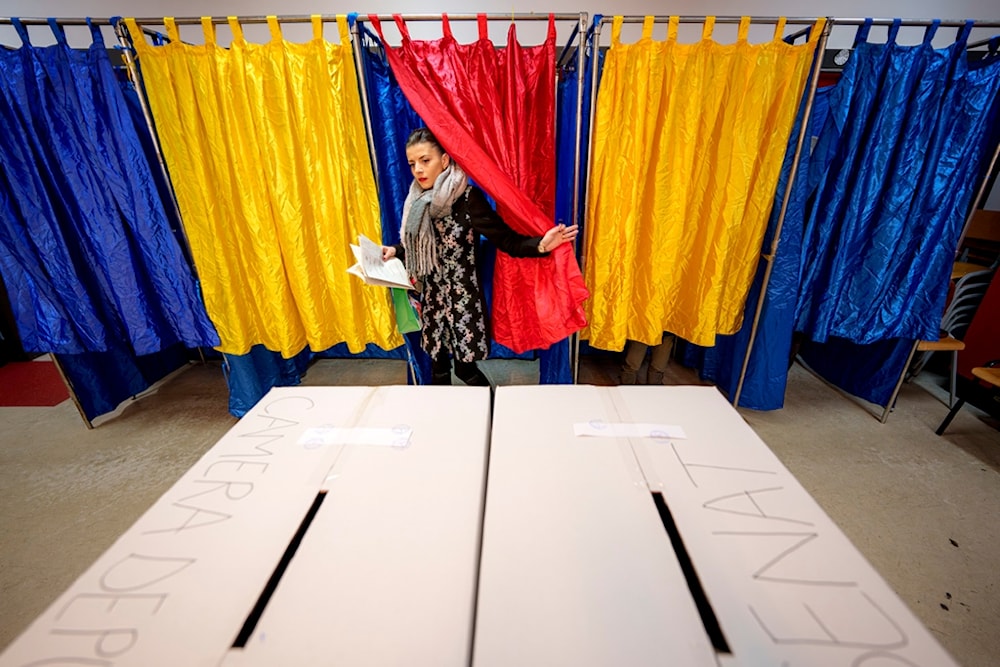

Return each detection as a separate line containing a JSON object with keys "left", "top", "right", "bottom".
{"left": 0, "top": 386, "right": 491, "bottom": 667}
{"left": 475, "top": 385, "right": 958, "bottom": 667}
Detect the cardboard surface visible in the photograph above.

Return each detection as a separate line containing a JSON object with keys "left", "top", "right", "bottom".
{"left": 225, "top": 385, "right": 490, "bottom": 667}
{"left": 475, "top": 385, "right": 958, "bottom": 667}
{"left": 0, "top": 386, "right": 490, "bottom": 667}
{"left": 475, "top": 385, "right": 717, "bottom": 667}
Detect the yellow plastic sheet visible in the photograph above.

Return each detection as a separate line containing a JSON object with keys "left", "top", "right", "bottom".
{"left": 584, "top": 16, "right": 824, "bottom": 349}
{"left": 125, "top": 16, "right": 401, "bottom": 357}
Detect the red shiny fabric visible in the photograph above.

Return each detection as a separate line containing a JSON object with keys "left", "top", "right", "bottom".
{"left": 369, "top": 14, "right": 588, "bottom": 353}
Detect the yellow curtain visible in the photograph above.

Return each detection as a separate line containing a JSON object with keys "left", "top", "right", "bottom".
{"left": 125, "top": 15, "right": 401, "bottom": 357}
{"left": 584, "top": 16, "right": 824, "bottom": 349}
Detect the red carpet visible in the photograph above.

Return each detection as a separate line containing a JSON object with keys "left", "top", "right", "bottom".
{"left": 0, "top": 361, "right": 71, "bottom": 407}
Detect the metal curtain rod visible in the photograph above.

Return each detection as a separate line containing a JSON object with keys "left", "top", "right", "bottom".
{"left": 103, "top": 16, "right": 349, "bottom": 26}
{"left": 969, "top": 37, "right": 999, "bottom": 48}
{"left": 599, "top": 16, "right": 821, "bottom": 26}
{"left": 1, "top": 17, "right": 119, "bottom": 25}
{"left": 830, "top": 18, "right": 1000, "bottom": 28}
{"left": 364, "top": 14, "right": 581, "bottom": 22}
{"left": 2, "top": 13, "right": 582, "bottom": 27}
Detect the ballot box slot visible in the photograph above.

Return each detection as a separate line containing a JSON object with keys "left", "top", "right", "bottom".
{"left": 651, "top": 491, "right": 731, "bottom": 655}
{"left": 231, "top": 491, "right": 328, "bottom": 648}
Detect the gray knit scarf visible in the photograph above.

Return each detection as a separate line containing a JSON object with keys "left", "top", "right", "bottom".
{"left": 401, "top": 163, "right": 468, "bottom": 278}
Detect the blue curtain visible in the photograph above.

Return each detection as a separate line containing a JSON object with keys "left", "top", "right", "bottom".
{"left": 796, "top": 20, "right": 1000, "bottom": 344}
{"left": 794, "top": 21, "right": 1000, "bottom": 407}
{"left": 683, "top": 86, "right": 832, "bottom": 410}
{"left": 548, "top": 16, "right": 605, "bottom": 383}
{"left": 0, "top": 18, "right": 219, "bottom": 420}
{"left": 358, "top": 22, "right": 575, "bottom": 385}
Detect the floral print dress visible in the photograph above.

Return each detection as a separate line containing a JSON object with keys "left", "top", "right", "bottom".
{"left": 399, "top": 186, "right": 546, "bottom": 363}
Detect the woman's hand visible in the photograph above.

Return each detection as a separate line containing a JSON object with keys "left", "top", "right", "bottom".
{"left": 540, "top": 224, "right": 579, "bottom": 253}
{"left": 382, "top": 246, "right": 396, "bottom": 261}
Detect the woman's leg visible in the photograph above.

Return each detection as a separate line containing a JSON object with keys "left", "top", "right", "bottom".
{"left": 620, "top": 340, "right": 649, "bottom": 385}
{"left": 646, "top": 334, "right": 675, "bottom": 385}
{"left": 431, "top": 355, "right": 452, "bottom": 385}
{"left": 454, "top": 360, "right": 490, "bottom": 386}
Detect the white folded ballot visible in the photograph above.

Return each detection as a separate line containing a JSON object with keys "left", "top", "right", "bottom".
{"left": 347, "top": 233, "right": 413, "bottom": 290}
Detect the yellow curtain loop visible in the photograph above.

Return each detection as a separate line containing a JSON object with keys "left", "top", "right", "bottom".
{"left": 267, "top": 16, "right": 282, "bottom": 42}
{"left": 809, "top": 17, "right": 827, "bottom": 43}
{"left": 641, "top": 16, "right": 654, "bottom": 40}
{"left": 337, "top": 14, "right": 350, "bottom": 45}
{"left": 773, "top": 17, "right": 787, "bottom": 41}
{"left": 227, "top": 16, "right": 244, "bottom": 43}
{"left": 702, "top": 16, "right": 715, "bottom": 40}
{"left": 164, "top": 17, "right": 180, "bottom": 43}
{"left": 123, "top": 18, "right": 145, "bottom": 51}
{"left": 611, "top": 16, "right": 623, "bottom": 46}
{"left": 311, "top": 15, "right": 323, "bottom": 41}
{"left": 201, "top": 17, "right": 215, "bottom": 46}
{"left": 738, "top": 16, "right": 750, "bottom": 42}
{"left": 667, "top": 16, "right": 679, "bottom": 42}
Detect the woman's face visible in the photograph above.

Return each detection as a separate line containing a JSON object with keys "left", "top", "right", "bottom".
{"left": 406, "top": 141, "right": 450, "bottom": 190}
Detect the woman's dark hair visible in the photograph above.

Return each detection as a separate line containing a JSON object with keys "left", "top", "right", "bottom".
{"left": 406, "top": 127, "right": 444, "bottom": 153}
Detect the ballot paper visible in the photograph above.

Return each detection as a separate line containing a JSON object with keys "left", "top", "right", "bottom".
{"left": 347, "top": 234, "right": 413, "bottom": 289}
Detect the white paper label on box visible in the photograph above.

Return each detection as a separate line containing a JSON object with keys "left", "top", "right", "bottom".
{"left": 573, "top": 421, "right": 687, "bottom": 440}
{"left": 298, "top": 425, "right": 413, "bottom": 448}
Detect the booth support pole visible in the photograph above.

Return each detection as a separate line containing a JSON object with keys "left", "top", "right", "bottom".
{"left": 569, "top": 12, "right": 588, "bottom": 382}
{"left": 351, "top": 20, "right": 381, "bottom": 186}
{"left": 114, "top": 21, "right": 199, "bottom": 275}
{"left": 574, "top": 19, "right": 604, "bottom": 382}
{"left": 115, "top": 20, "right": 210, "bottom": 371}
{"left": 351, "top": 21, "right": 420, "bottom": 384}
{"left": 50, "top": 353, "right": 93, "bottom": 430}
{"left": 955, "top": 135, "right": 1000, "bottom": 253}
{"left": 732, "top": 18, "right": 831, "bottom": 407}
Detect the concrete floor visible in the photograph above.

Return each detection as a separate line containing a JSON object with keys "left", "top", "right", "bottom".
{"left": 1, "top": 355, "right": 999, "bottom": 665}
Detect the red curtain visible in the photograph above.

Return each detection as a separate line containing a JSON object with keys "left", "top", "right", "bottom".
{"left": 369, "top": 14, "right": 588, "bottom": 353}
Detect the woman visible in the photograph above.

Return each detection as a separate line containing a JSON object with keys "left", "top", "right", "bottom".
{"left": 383, "top": 128, "right": 577, "bottom": 385}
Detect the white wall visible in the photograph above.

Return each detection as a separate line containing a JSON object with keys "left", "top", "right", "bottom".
{"left": 4, "top": 0, "right": 999, "bottom": 17}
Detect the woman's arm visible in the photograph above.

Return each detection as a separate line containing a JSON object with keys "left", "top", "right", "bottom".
{"left": 467, "top": 188, "right": 577, "bottom": 258}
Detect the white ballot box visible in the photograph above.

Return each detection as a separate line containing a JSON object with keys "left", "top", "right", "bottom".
{"left": 475, "top": 385, "right": 957, "bottom": 667}
{"left": 1, "top": 386, "right": 491, "bottom": 667}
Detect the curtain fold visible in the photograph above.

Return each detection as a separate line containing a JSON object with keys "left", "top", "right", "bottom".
{"left": 0, "top": 18, "right": 219, "bottom": 357}
{"left": 126, "top": 15, "right": 400, "bottom": 358}
{"left": 683, "top": 85, "right": 831, "bottom": 409}
{"left": 584, "top": 15, "right": 822, "bottom": 350}
{"left": 368, "top": 13, "right": 588, "bottom": 355}
{"left": 795, "top": 20, "right": 1000, "bottom": 344}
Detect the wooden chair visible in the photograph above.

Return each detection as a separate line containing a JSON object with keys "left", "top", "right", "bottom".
{"left": 936, "top": 361, "right": 1000, "bottom": 435}
{"left": 880, "top": 267, "right": 994, "bottom": 423}
{"left": 881, "top": 337, "right": 965, "bottom": 423}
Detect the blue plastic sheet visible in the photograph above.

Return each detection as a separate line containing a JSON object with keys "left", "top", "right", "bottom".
{"left": 0, "top": 19, "right": 218, "bottom": 420}
{"left": 0, "top": 18, "right": 219, "bottom": 357}
{"left": 794, "top": 21, "right": 1000, "bottom": 408}
{"left": 799, "top": 337, "right": 913, "bottom": 408}
{"left": 58, "top": 344, "right": 192, "bottom": 420}
{"left": 796, "top": 20, "right": 1000, "bottom": 344}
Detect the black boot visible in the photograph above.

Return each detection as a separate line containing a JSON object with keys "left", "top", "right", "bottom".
{"left": 431, "top": 357, "right": 452, "bottom": 385}
{"left": 454, "top": 360, "right": 490, "bottom": 386}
